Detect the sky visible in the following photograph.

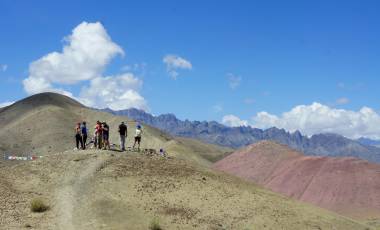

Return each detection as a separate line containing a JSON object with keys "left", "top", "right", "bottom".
{"left": 1, "top": 0, "right": 380, "bottom": 139}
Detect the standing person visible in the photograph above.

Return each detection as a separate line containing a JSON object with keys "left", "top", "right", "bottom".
{"left": 118, "top": 121, "right": 127, "bottom": 151}
{"left": 102, "top": 122, "right": 110, "bottom": 150}
{"left": 75, "top": 123, "right": 83, "bottom": 150}
{"left": 93, "top": 125, "right": 97, "bottom": 149}
{"left": 95, "top": 121, "right": 103, "bottom": 149}
{"left": 159, "top": 148, "right": 166, "bottom": 157}
{"left": 133, "top": 124, "right": 143, "bottom": 150}
{"left": 81, "top": 121, "right": 88, "bottom": 149}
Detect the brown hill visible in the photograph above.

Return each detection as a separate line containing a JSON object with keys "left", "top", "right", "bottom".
{"left": 0, "top": 150, "right": 371, "bottom": 230}
{"left": 213, "top": 141, "right": 380, "bottom": 221}
{"left": 0, "top": 92, "right": 231, "bottom": 166}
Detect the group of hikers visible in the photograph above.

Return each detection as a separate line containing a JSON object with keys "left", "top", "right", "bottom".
{"left": 75, "top": 121, "right": 143, "bottom": 151}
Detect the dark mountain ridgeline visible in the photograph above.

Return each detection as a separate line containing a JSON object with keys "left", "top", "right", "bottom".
{"left": 103, "top": 108, "right": 380, "bottom": 163}
{"left": 357, "top": 137, "right": 380, "bottom": 148}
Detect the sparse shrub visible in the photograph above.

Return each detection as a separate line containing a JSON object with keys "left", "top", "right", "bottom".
{"left": 149, "top": 218, "right": 163, "bottom": 230}
{"left": 30, "top": 198, "right": 49, "bottom": 213}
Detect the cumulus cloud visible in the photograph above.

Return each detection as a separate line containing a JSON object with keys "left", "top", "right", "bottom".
{"left": 0, "top": 64, "right": 7, "bottom": 72}
{"left": 251, "top": 103, "right": 380, "bottom": 139}
{"left": 336, "top": 97, "right": 350, "bottom": 105}
{"left": 21, "top": 21, "right": 147, "bottom": 110}
{"left": 23, "top": 21, "right": 123, "bottom": 94}
{"left": 222, "top": 115, "right": 248, "bottom": 127}
{"left": 227, "top": 73, "right": 241, "bottom": 90}
{"left": 79, "top": 73, "right": 148, "bottom": 111}
{"left": 163, "top": 54, "right": 192, "bottom": 79}
{"left": 0, "top": 101, "right": 14, "bottom": 108}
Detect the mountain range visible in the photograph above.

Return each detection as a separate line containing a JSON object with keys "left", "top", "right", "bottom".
{"left": 357, "top": 137, "right": 380, "bottom": 148}
{"left": 103, "top": 108, "right": 380, "bottom": 163}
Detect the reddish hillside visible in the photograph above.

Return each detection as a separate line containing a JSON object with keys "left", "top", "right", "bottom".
{"left": 213, "top": 141, "right": 380, "bottom": 220}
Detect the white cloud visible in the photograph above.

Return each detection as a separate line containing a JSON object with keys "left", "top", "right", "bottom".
{"left": 0, "top": 64, "right": 7, "bottom": 72}
{"left": 79, "top": 73, "right": 148, "bottom": 111}
{"left": 212, "top": 104, "right": 223, "bottom": 113}
{"left": 336, "top": 97, "right": 350, "bottom": 105}
{"left": 0, "top": 101, "right": 14, "bottom": 108}
{"left": 121, "top": 63, "right": 146, "bottom": 72}
{"left": 21, "top": 21, "right": 148, "bottom": 110}
{"left": 227, "top": 73, "right": 241, "bottom": 90}
{"left": 222, "top": 115, "right": 248, "bottom": 127}
{"left": 251, "top": 102, "right": 380, "bottom": 139}
{"left": 163, "top": 54, "right": 192, "bottom": 79}
{"left": 337, "top": 82, "right": 365, "bottom": 91}
{"left": 23, "top": 21, "right": 124, "bottom": 94}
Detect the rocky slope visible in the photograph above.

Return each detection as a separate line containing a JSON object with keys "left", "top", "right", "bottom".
{"left": 104, "top": 108, "right": 380, "bottom": 163}
{"left": 213, "top": 141, "right": 380, "bottom": 222}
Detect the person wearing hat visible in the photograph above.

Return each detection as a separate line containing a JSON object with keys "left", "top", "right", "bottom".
{"left": 133, "top": 124, "right": 143, "bottom": 150}
{"left": 118, "top": 121, "right": 128, "bottom": 151}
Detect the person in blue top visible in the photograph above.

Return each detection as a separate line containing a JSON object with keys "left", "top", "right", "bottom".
{"left": 81, "top": 121, "right": 88, "bottom": 149}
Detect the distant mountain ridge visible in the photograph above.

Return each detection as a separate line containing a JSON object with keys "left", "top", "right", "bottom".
{"left": 103, "top": 108, "right": 380, "bottom": 163}
{"left": 357, "top": 137, "right": 380, "bottom": 148}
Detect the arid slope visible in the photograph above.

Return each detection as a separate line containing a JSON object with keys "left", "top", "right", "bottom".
{"left": 213, "top": 141, "right": 380, "bottom": 221}
{"left": 0, "top": 150, "right": 371, "bottom": 230}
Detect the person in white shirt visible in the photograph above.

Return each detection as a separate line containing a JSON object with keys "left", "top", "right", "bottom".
{"left": 133, "top": 124, "right": 143, "bottom": 150}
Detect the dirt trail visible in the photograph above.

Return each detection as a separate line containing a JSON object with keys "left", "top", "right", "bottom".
{"left": 55, "top": 154, "right": 107, "bottom": 230}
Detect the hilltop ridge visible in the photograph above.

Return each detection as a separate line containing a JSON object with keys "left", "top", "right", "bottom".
{"left": 0, "top": 92, "right": 231, "bottom": 167}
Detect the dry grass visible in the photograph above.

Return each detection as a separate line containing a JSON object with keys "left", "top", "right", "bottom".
{"left": 149, "top": 218, "right": 163, "bottom": 230}
{"left": 30, "top": 198, "right": 49, "bottom": 213}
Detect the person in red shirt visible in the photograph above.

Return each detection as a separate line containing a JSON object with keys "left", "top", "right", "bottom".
{"left": 95, "top": 121, "right": 103, "bottom": 149}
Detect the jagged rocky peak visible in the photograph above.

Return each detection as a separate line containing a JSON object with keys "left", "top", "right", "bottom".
{"left": 103, "top": 107, "right": 380, "bottom": 163}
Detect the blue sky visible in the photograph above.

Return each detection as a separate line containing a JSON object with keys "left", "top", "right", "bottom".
{"left": 1, "top": 0, "right": 380, "bottom": 138}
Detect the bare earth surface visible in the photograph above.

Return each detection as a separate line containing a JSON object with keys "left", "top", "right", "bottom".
{"left": 213, "top": 141, "right": 380, "bottom": 226}
{"left": 0, "top": 149, "right": 372, "bottom": 230}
